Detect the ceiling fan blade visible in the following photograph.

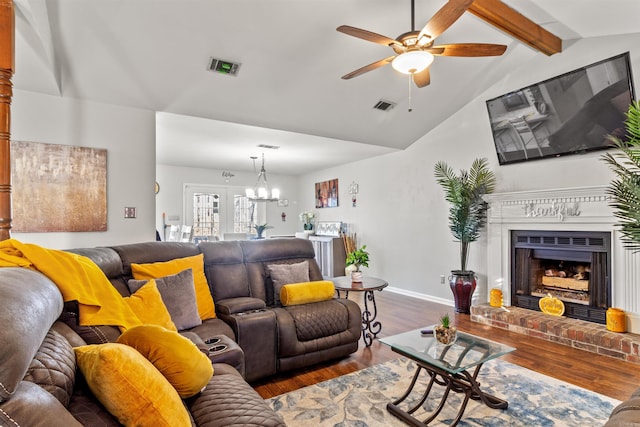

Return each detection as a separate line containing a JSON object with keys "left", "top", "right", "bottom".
{"left": 431, "top": 43, "right": 507, "bottom": 57}
{"left": 418, "top": 0, "right": 474, "bottom": 42}
{"left": 341, "top": 56, "right": 396, "bottom": 80}
{"left": 413, "top": 67, "right": 431, "bottom": 88}
{"left": 337, "top": 25, "right": 400, "bottom": 47}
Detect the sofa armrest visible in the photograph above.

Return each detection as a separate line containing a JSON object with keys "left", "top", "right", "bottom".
{"left": 604, "top": 390, "right": 640, "bottom": 426}
{"left": 0, "top": 382, "right": 83, "bottom": 427}
{"left": 216, "top": 297, "right": 266, "bottom": 315}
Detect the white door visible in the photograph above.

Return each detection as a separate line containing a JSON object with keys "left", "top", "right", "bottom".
{"left": 183, "top": 184, "right": 261, "bottom": 241}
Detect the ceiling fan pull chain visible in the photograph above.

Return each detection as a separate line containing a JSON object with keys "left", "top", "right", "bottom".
{"left": 408, "top": 74, "right": 413, "bottom": 112}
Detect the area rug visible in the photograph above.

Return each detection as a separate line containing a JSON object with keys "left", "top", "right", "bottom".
{"left": 267, "top": 357, "right": 619, "bottom": 426}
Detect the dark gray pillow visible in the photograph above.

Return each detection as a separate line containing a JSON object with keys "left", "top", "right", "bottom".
{"left": 267, "top": 261, "right": 310, "bottom": 306}
{"left": 128, "top": 268, "right": 202, "bottom": 331}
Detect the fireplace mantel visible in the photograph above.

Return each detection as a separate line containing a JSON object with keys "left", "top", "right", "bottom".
{"left": 483, "top": 185, "right": 640, "bottom": 333}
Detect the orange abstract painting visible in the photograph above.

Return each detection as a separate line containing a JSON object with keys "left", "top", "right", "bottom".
{"left": 11, "top": 141, "right": 107, "bottom": 232}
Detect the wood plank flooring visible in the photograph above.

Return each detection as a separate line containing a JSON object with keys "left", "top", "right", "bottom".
{"left": 253, "top": 290, "right": 640, "bottom": 402}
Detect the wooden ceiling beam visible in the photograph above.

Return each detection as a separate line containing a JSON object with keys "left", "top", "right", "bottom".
{"left": 468, "top": 0, "right": 562, "bottom": 56}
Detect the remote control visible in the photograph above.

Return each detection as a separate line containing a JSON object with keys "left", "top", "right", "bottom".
{"left": 420, "top": 328, "right": 433, "bottom": 335}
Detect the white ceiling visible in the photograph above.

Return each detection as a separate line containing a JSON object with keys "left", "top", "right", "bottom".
{"left": 12, "top": 0, "right": 640, "bottom": 175}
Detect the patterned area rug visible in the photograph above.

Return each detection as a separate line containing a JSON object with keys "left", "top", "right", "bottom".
{"left": 267, "top": 357, "right": 619, "bottom": 426}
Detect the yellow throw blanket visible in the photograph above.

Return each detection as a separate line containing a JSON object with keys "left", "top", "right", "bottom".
{"left": 0, "top": 239, "right": 141, "bottom": 331}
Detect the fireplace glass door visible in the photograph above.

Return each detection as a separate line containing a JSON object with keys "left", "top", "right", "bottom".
{"left": 511, "top": 230, "right": 611, "bottom": 324}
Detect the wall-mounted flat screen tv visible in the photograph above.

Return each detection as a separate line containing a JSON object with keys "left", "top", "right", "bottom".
{"left": 486, "top": 52, "right": 635, "bottom": 165}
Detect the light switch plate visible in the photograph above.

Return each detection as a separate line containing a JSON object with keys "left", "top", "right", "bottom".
{"left": 124, "top": 207, "right": 136, "bottom": 218}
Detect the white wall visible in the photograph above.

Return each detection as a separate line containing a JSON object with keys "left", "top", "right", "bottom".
{"left": 298, "top": 33, "right": 640, "bottom": 305}
{"left": 156, "top": 164, "right": 301, "bottom": 238}
{"left": 10, "top": 89, "right": 157, "bottom": 249}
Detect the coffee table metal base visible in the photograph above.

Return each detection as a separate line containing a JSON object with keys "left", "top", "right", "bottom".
{"left": 386, "top": 360, "right": 507, "bottom": 427}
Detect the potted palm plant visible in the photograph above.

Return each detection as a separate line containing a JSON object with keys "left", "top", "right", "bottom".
{"left": 252, "top": 223, "right": 273, "bottom": 239}
{"left": 434, "top": 158, "right": 496, "bottom": 313}
{"left": 345, "top": 245, "right": 370, "bottom": 282}
{"left": 602, "top": 100, "right": 640, "bottom": 251}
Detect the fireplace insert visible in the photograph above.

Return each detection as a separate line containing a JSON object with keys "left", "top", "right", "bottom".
{"left": 511, "top": 230, "right": 611, "bottom": 323}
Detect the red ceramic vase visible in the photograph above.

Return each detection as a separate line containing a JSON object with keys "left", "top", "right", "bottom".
{"left": 449, "top": 270, "right": 477, "bottom": 314}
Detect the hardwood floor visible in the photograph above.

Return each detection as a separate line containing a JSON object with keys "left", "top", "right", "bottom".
{"left": 253, "top": 290, "right": 640, "bottom": 401}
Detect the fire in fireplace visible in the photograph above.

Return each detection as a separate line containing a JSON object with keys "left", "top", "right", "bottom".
{"left": 511, "top": 230, "right": 611, "bottom": 324}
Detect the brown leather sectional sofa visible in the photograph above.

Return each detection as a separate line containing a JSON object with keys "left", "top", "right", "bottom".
{"left": 0, "top": 238, "right": 362, "bottom": 426}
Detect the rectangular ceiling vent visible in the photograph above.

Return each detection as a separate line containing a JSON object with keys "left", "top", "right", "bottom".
{"left": 208, "top": 57, "right": 240, "bottom": 76}
{"left": 373, "top": 99, "right": 396, "bottom": 111}
{"left": 257, "top": 144, "right": 280, "bottom": 150}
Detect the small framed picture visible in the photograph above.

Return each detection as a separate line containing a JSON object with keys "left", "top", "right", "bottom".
{"left": 315, "top": 178, "right": 339, "bottom": 208}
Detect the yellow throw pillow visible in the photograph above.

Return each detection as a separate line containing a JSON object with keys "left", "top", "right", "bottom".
{"left": 131, "top": 254, "right": 216, "bottom": 320}
{"left": 117, "top": 324, "right": 213, "bottom": 398}
{"left": 280, "top": 280, "right": 336, "bottom": 306}
{"left": 74, "top": 343, "right": 191, "bottom": 427}
{"left": 123, "top": 280, "right": 177, "bottom": 332}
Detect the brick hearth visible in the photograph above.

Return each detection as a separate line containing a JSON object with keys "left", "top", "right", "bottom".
{"left": 471, "top": 304, "right": 640, "bottom": 364}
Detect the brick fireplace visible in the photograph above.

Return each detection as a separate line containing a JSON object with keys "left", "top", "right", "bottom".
{"left": 481, "top": 186, "right": 640, "bottom": 333}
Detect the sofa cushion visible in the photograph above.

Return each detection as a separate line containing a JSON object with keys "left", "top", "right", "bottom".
{"left": 128, "top": 268, "right": 202, "bottom": 331}
{"left": 116, "top": 325, "right": 213, "bottom": 398}
{"left": 123, "top": 280, "right": 178, "bottom": 331}
{"left": 67, "top": 383, "right": 121, "bottom": 427}
{"left": 187, "top": 363, "right": 285, "bottom": 427}
{"left": 280, "top": 280, "right": 335, "bottom": 306}
{"left": 131, "top": 254, "right": 216, "bottom": 320}
{"left": 59, "top": 302, "right": 122, "bottom": 345}
{"left": 75, "top": 343, "right": 191, "bottom": 427}
{"left": 267, "top": 261, "right": 309, "bottom": 306}
{"left": 23, "top": 329, "right": 76, "bottom": 407}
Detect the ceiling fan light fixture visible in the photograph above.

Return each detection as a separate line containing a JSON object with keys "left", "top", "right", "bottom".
{"left": 392, "top": 50, "right": 434, "bottom": 75}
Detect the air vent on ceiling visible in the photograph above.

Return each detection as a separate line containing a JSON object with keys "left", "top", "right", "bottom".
{"left": 208, "top": 57, "right": 240, "bottom": 76}
{"left": 373, "top": 99, "right": 396, "bottom": 111}
{"left": 257, "top": 144, "right": 280, "bottom": 150}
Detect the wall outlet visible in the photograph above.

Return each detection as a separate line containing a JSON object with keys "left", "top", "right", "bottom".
{"left": 440, "top": 275, "right": 446, "bottom": 284}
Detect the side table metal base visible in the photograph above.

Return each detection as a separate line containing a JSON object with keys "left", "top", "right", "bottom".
{"left": 332, "top": 276, "right": 388, "bottom": 348}
{"left": 386, "top": 361, "right": 508, "bottom": 427}
{"left": 361, "top": 289, "right": 382, "bottom": 346}
{"left": 338, "top": 289, "right": 383, "bottom": 347}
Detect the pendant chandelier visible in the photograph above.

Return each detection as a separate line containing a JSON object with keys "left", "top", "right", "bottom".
{"left": 245, "top": 154, "right": 280, "bottom": 202}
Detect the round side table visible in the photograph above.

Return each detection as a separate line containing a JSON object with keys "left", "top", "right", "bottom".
{"left": 332, "top": 276, "right": 388, "bottom": 346}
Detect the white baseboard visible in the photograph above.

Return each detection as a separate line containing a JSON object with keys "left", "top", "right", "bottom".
{"left": 385, "top": 286, "right": 454, "bottom": 308}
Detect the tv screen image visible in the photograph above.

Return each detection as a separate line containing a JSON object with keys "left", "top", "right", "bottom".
{"left": 486, "top": 52, "right": 635, "bottom": 165}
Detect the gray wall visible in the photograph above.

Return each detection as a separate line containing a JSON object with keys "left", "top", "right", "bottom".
{"left": 11, "top": 89, "right": 156, "bottom": 249}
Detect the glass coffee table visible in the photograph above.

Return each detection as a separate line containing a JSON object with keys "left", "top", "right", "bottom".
{"left": 380, "top": 328, "right": 515, "bottom": 426}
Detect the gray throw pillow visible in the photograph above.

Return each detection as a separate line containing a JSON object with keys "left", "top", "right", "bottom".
{"left": 267, "top": 261, "right": 310, "bottom": 306}
{"left": 128, "top": 268, "right": 202, "bottom": 331}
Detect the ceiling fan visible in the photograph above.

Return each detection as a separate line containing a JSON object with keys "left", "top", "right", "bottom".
{"left": 337, "top": 0, "right": 507, "bottom": 88}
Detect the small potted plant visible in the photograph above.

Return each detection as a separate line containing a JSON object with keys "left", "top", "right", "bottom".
{"left": 252, "top": 223, "right": 273, "bottom": 239}
{"left": 345, "top": 245, "right": 369, "bottom": 282}
{"left": 434, "top": 313, "right": 457, "bottom": 346}
{"left": 299, "top": 211, "right": 316, "bottom": 231}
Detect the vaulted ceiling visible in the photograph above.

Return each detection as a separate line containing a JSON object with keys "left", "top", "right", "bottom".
{"left": 12, "top": 0, "right": 640, "bottom": 174}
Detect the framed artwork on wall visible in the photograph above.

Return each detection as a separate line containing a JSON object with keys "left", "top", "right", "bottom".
{"left": 315, "top": 178, "right": 338, "bottom": 208}
{"left": 11, "top": 140, "right": 108, "bottom": 232}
